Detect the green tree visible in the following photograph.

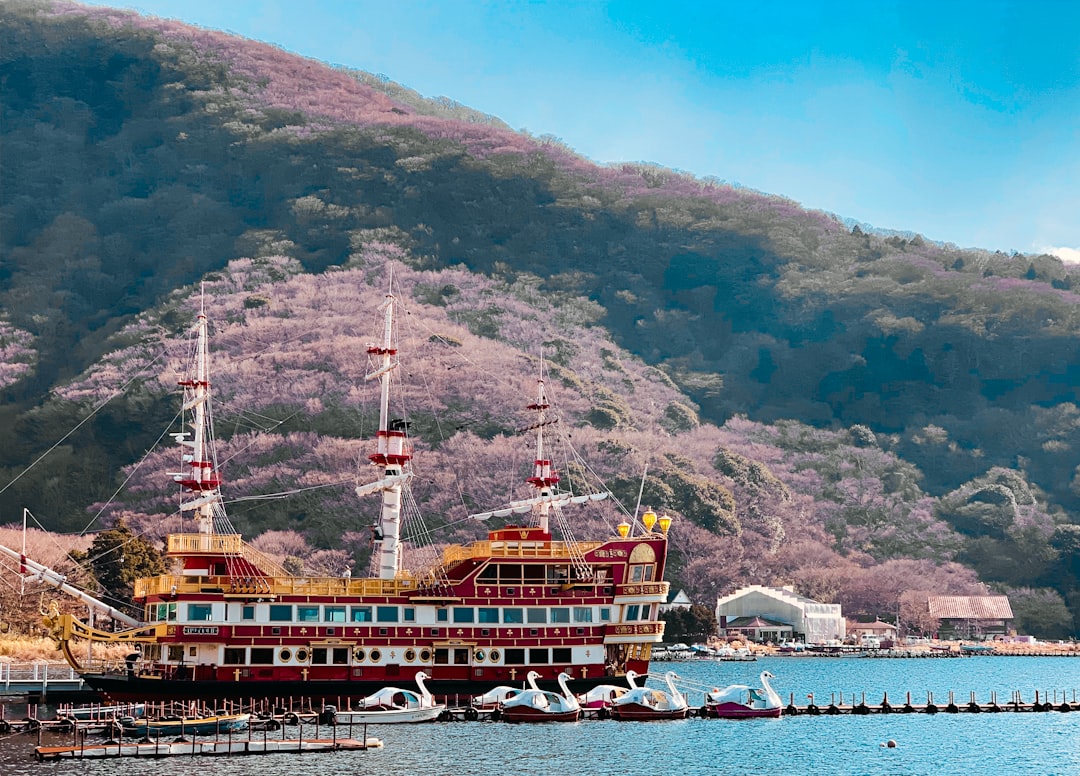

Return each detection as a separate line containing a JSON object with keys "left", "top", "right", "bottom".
{"left": 80, "top": 524, "right": 166, "bottom": 617}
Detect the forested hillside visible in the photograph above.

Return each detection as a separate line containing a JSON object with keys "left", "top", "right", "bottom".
{"left": 3, "top": 0, "right": 1080, "bottom": 636}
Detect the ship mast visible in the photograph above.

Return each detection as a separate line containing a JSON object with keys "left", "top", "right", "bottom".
{"left": 526, "top": 361, "right": 558, "bottom": 533}
{"left": 356, "top": 283, "right": 412, "bottom": 580}
{"left": 173, "top": 298, "right": 222, "bottom": 535}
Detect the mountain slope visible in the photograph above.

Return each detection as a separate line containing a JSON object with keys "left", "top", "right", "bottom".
{"left": 2, "top": 0, "right": 1080, "bottom": 635}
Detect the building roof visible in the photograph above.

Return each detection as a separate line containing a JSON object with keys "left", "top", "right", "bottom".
{"left": 725, "top": 616, "right": 791, "bottom": 629}
{"left": 928, "top": 595, "right": 1013, "bottom": 620}
{"left": 849, "top": 619, "right": 898, "bottom": 632}
{"left": 667, "top": 589, "right": 692, "bottom": 604}
{"left": 716, "top": 584, "right": 829, "bottom": 608}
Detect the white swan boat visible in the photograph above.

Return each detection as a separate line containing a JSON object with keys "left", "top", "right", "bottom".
{"left": 705, "top": 670, "right": 783, "bottom": 718}
{"left": 609, "top": 671, "right": 689, "bottom": 720}
{"left": 499, "top": 671, "right": 581, "bottom": 722}
{"left": 324, "top": 671, "right": 445, "bottom": 724}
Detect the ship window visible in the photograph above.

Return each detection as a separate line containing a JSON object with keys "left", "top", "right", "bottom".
{"left": 573, "top": 607, "right": 592, "bottom": 623}
{"left": 187, "top": 604, "right": 212, "bottom": 621}
{"left": 370, "top": 649, "right": 382, "bottom": 663}
{"left": 499, "top": 565, "right": 522, "bottom": 583}
{"left": 550, "top": 608, "right": 570, "bottom": 623}
{"left": 453, "top": 648, "right": 469, "bottom": 665}
{"left": 269, "top": 604, "right": 293, "bottom": 622}
{"left": 242, "top": 605, "right": 255, "bottom": 621}
{"left": 504, "top": 648, "right": 525, "bottom": 664}
{"left": 223, "top": 648, "right": 245, "bottom": 665}
{"left": 523, "top": 565, "right": 545, "bottom": 582}
{"left": 478, "top": 608, "right": 499, "bottom": 624}
{"left": 529, "top": 648, "right": 549, "bottom": 664}
{"left": 502, "top": 608, "right": 523, "bottom": 624}
{"left": 630, "top": 565, "right": 644, "bottom": 583}
{"left": 167, "top": 645, "right": 184, "bottom": 661}
{"left": 403, "top": 607, "right": 415, "bottom": 622}
{"left": 280, "top": 649, "right": 292, "bottom": 662}
{"left": 434, "top": 648, "right": 449, "bottom": 665}
{"left": 599, "top": 608, "right": 611, "bottom": 622}
{"left": 478, "top": 564, "right": 498, "bottom": 581}
{"left": 376, "top": 606, "right": 398, "bottom": 623}
{"left": 350, "top": 606, "right": 372, "bottom": 622}
{"left": 547, "top": 565, "right": 571, "bottom": 584}
{"left": 488, "top": 649, "right": 500, "bottom": 663}
{"left": 436, "top": 609, "right": 448, "bottom": 622}
{"left": 324, "top": 606, "right": 346, "bottom": 622}
{"left": 250, "top": 648, "right": 274, "bottom": 664}
{"left": 527, "top": 608, "right": 546, "bottom": 624}
{"left": 625, "top": 605, "right": 640, "bottom": 621}
{"left": 552, "top": 648, "right": 571, "bottom": 663}
{"left": 453, "top": 608, "right": 474, "bottom": 623}
{"left": 297, "top": 606, "right": 319, "bottom": 622}
{"left": 332, "top": 647, "right": 351, "bottom": 665}
{"left": 404, "top": 648, "right": 416, "bottom": 663}
{"left": 312, "top": 648, "right": 328, "bottom": 665}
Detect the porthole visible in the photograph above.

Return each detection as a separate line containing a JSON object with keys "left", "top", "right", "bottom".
{"left": 295, "top": 648, "right": 309, "bottom": 663}
{"left": 404, "top": 648, "right": 416, "bottom": 663}
{"left": 369, "top": 649, "right": 382, "bottom": 663}
{"left": 488, "top": 649, "right": 500, "bottom": 663}
{"left": 474, "top": 649, "right": 486, "bottom": 663}
{"left": 279, "top": 649, "right": 292, "bottom": 663}
{"left": 354, "top": 648, "right": 366, "bottom": 662}
{"left": 419, "top": 648, "right": 432, "bottom": 663}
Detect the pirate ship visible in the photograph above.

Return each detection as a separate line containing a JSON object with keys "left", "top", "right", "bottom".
{"left": 8, "top": 284, "right": 671, "bottom": 702}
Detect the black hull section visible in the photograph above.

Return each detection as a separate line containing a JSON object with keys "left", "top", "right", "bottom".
{"left": 83, "top": 673, "right": 615, "bottom": 704}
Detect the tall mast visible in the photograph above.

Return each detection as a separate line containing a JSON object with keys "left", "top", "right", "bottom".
{"left": 173, "top": 297, "right": 222, "bottom": 535}
{"left": 356, "top": 283, "right": 412, "bottom": 579}
{"left": 526, "top": 358, "right": 558, "bottom": 533}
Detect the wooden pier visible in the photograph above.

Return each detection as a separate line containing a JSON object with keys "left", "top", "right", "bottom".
{"left": 34, "top": 736, "right": 382, "bottom": 761}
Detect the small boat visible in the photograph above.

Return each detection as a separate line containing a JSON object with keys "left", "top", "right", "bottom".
{"left": 715, "top": 645, "right": 756, "bottom": 661}
{"left": 704, "top": 670, "right": 783, "bottom": 719}
{"left": 609, "top": 671, "right": 689, "bottom": 720}
{"left": 326, "top": 671, "right": 445, "bottom": 724}
{"left": 120, "top": 713, "right": 251, "bottom": 737}
{"left": 499, "top": 672, "right": 581, "bottom": 722}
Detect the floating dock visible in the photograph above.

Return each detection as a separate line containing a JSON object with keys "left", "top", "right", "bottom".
{"left": 34, "top": 736, "right": 382, "bottom": 761}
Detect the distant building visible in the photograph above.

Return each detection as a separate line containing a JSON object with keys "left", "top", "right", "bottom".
{"left": 848, "top": 619, "right": 898, "bottom": 642}
{"left": 715, "top": 585, "right": 845, "bottom": 644}
{"left": 659, "top": 589, "right": 693, "bottom": 614}
{"left": 927, "top": 595, "right": 1013, "bottom": 640}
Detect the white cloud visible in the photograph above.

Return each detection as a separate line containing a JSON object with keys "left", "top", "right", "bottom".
{"left": 1042, "top": 246, "right": 1080, "bottom": 264}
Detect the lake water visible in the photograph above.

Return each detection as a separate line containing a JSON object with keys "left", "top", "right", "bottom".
{"left": 3, "top": 655, "right": 1080, "bottom": 775}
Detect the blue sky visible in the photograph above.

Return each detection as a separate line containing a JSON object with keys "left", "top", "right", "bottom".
{"left": 80, "top": 0, "right": 1080, "bottom": 259}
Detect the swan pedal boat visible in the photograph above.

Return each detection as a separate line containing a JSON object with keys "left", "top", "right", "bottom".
{"left": 328, "top": 671, "right": 445, "bottom": 724}
{"left": 499, "top": 671, "right": 581, "bottom": 722}
{"left": 704, "top": 670, "right": 783, "bottom": 719}
{"left": 609, "top": 671, "right": 689, "bottom": 721}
